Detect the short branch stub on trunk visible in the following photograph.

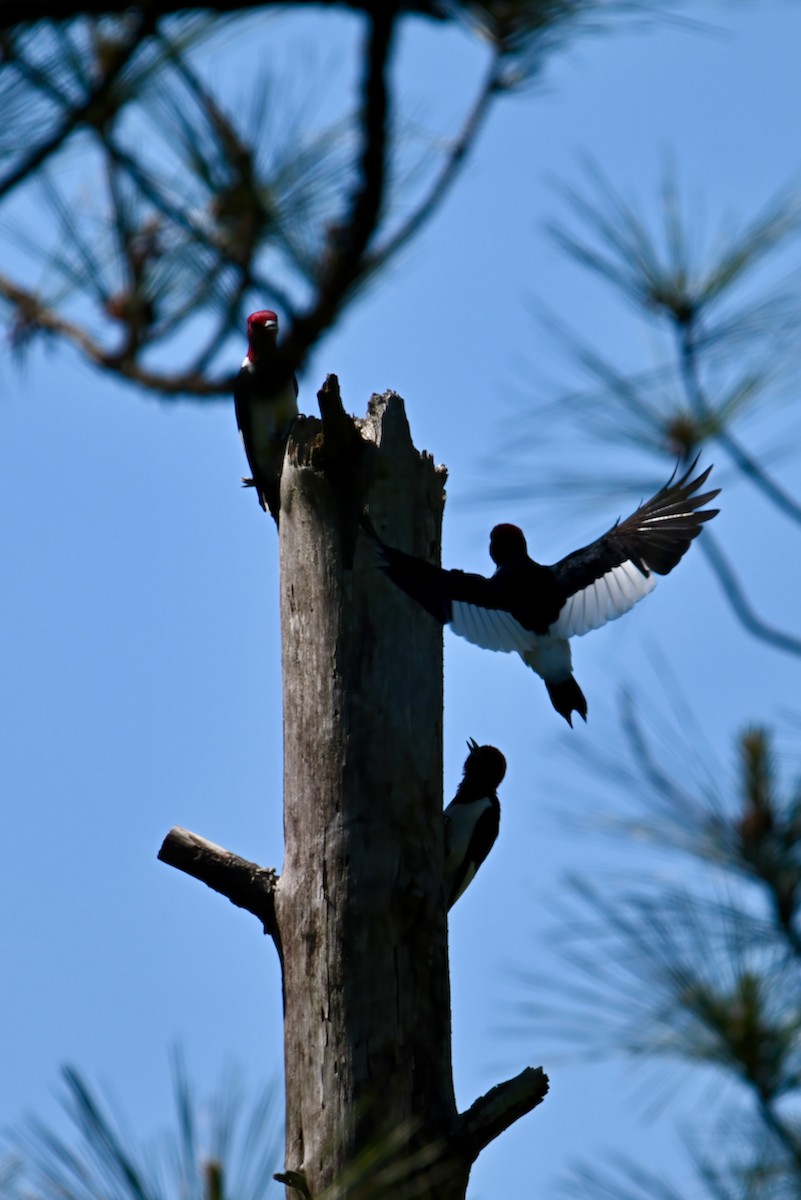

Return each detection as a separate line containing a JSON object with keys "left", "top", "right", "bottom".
{"left": 158, "top": 826, "right": 278, "bottom": 938}
{"left": 455, "top": 1067, "right": 550, "bottom": 1164}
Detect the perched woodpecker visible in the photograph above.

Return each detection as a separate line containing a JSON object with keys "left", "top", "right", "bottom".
{"left": 371, "top": 459, "right": 720, "bottom": 725}
{"left": 444, "top": 739, "right": 506, "bottom": 910}
{"left": 234, "top": 310, "right": 299, "bottom": 524}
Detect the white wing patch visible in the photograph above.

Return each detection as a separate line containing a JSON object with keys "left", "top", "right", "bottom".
{"left": 444, "top": 798, "right": 490, "bottom": 872}
{"left": 450, "top": 601, "right": 535, "bottom": 653}
{"left": 444, "top": 798, "right": 492, "bottom": 906}
{"left": 449, "top": 862, "right": 477, "bottom": 907}
{"left": 550, "top": 559, "right": 657, "bottom": 639}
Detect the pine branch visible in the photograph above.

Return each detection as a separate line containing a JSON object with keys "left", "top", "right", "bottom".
{"left": 366, "top": 48, "right": 502, "bottom": 273}
{"left": 756, "top": 1095, "right": 801, "bottom": 1174}
{"left": 0, "top": 6, "right": 507, "bottom": 400}
{"left": 281, "top": 4, "right": 397, "bottom": 371}
{"left": 677, "top": 318, "right": 801, "bottom": 526}
{"left": 0, "top": 8, "right": 159, "bottom": 200}
{"left": 716, "top": 427, "right": 801, "bottom": 526}
{"left": 100, "top": 136, "right": 296, "bottom": 360}
{"left": 0, "top": 0, "right": 444, "bottom": 30}
{"left": 0, "top": 269, "right": 234, "bottom": 395}
{"left": 0, "top": 8, "right": 402, "bottom": 396}
{"left": 674, "top": 314, "right": 801, "bottom": 655}
{"left": 698, "top": 528, "right": 801, "bottom": 658}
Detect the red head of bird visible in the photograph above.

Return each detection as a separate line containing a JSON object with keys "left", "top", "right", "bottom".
{"left": 464, "top": 738, "right": 507, "bottom": 791}
{"left": 246, "top": 310, "right": 279, "bottom": 362}
{"left": 489, "top": 524, "right": 528, "bottom": 566}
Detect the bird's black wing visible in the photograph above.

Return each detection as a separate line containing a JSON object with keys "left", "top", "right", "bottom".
{"left": 467, "top": 799, "right": 500, "bottom": 872}
{"left": 234, "top": 364, "right": 299, "bottom": 520}
{"left": 374, "top": 537, "right": 495, "bottom": 623}
{"left": 233, "top": 368, "right": 263, "bottom": 492}
{"left": 446, "top": 801, "right": 500, "bottom": 910}
{"left": 234, "top": 364, "right": 298, "bottom": 441}
{"left": 233, "top": 367, "right": 256, "bottom": 463}
{"left": 548, "top": 458, "right": 720, "bottom": 638}
{"left": 372, "top": 529, "right": 560, "bottom": 650}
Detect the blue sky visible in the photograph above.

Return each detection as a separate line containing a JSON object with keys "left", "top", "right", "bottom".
{"left": 2, "top": 4, "right": 801, "bottom": 1197}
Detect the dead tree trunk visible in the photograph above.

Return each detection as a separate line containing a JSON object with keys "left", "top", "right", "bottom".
{"left": 159, "top": 380, "right": 547, "bottom": 1200}
{"left": 277, "top": 386, "right": 453, "bottom": 1196}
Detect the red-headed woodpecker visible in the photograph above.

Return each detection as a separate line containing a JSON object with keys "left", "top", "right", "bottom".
{"left": 234, "top": 310, "right": 299, "bottom": 524}
{"left": 444, "top": 739, "right": 506, "bottom": 910}
{"left": 371, "top": 459, "right": 720, "bottom": 725}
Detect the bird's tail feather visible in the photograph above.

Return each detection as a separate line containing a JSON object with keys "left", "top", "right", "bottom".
{"left": 545, "top": 677, "right": 588, "bottom": 727}
{"left": 241, "top": 475, "right": 279, "bottom": 524}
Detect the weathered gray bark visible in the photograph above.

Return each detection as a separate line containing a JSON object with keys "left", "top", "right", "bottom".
{"left": 276, "top": 386, "right": 455, "bottom": 1196}
{"left": 160, "top": 379, "right": 548, "bottom": 1200}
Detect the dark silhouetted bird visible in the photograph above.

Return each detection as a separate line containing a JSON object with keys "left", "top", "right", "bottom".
{"left": 444, "top": 739, "right": 506, "bottom": 909}
{"left": 371, "top": 459, "right": 720, "bottom": 725}
{"left": 234, "top": 310, "right": 298, "bottom": 523}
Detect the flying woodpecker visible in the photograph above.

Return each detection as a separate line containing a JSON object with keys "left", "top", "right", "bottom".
{"left": 234, "top": 309, "right": 299, "bottom": 524}
{"left": 370, "top": 459, "right": 720, "bottom": 725}
{"left": 444, "top": 739, "right": 506, "bottom": 910}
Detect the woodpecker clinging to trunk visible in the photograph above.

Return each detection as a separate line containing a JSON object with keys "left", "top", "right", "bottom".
{"left": 444, "top": 739, "right": 506, "bottom": 910}
{"left": 369, "top": 458, "right": 720, "bottom": 726}
{"left": 234, "top": 309, "right": 299, "bottom": 524}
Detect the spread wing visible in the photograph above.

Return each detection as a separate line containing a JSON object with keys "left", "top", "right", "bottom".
{"left": 372, "top": 534, "right": 542, "bottom": 652}
{"left": 449, "top": 601, "right": 539, "bottom": 653}
{"left": 373, "top": 538, "right": 493, "bottom": 622}
{"left": 549, "top": 458, "right": 720, "bottom": 639}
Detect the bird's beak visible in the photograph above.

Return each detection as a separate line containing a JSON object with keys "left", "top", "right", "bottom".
{"left": 466, "top": 737, "right": 479, "bottom": 752}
